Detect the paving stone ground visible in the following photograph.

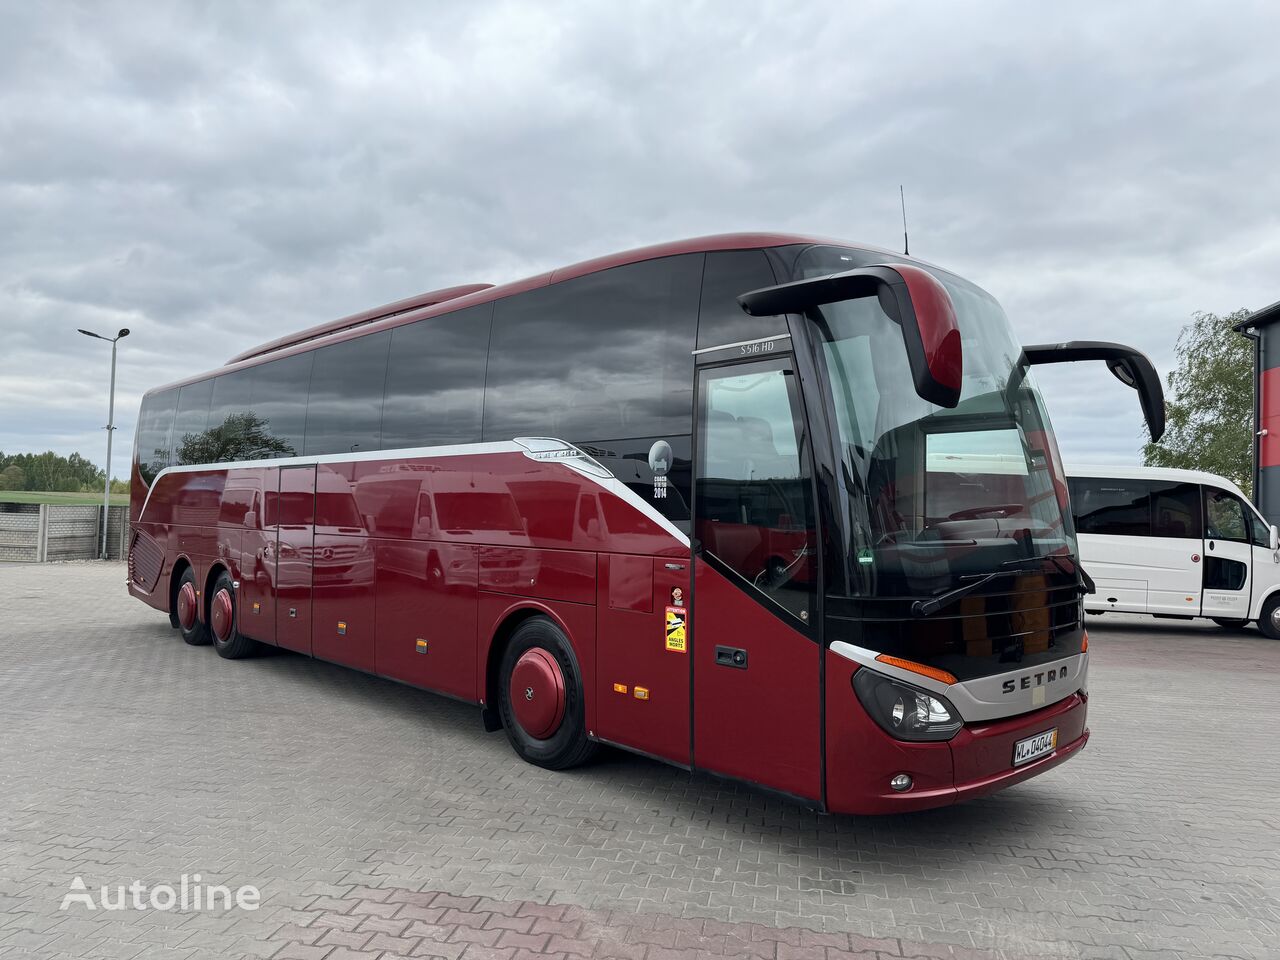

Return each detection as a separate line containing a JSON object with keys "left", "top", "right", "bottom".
{"left": 0, "top": 561, "right": 1277, "bottom": 960}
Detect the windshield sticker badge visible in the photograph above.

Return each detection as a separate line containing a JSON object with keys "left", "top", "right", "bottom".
{"left": 649, "top": 440, "right": 672, "bottom": 500}
{"left": 857, "top": 548, "right": 874, "bottom": 565}
{"left": 665, "top": 604, "right": 687, "bottom": 653}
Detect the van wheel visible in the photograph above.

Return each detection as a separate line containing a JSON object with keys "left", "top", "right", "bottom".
{"left": 1211, "top": 617, "right": 1250, "bottom": 630}
{"left": 175, "top": 567, "right": 210, "bottom": 646}
{"left": 498, "top": 617, "right": 597, "bottom": 770}
{"left": 209, "top": 571, "right": 258, "bottom": 660}
{"left": 1258, "top": 595, "right": 1280, "bottom": 640}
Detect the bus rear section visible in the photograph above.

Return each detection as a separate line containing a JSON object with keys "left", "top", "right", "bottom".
{"left": 127, "top": 233, "right": 1163, "bottom": 814}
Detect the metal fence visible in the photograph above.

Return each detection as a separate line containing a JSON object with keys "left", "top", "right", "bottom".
{"left": 0, "top": 504, "right": 129, "bottom": 562}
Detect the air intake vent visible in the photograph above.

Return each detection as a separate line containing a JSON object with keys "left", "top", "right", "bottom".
{"left": 129, "top": 530, "right": 164, "bottom": 591}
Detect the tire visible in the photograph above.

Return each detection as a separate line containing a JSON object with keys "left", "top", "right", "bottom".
{"left": 209, "top": 571, "right": 259, "bottom": 660}
{"left": 175, "top": 567, "right": 210, "bottom": 646}
{"left": 1211, "top": 617, "right": 1251, "bottom": 630}
{"left": 498, "top": 617, "right": 597, "bottom": 770}
{"left": 1258, "top": 595, "right": 1280, "bottom": 640}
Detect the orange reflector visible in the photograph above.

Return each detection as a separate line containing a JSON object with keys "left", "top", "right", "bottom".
{"left": 613, "top": 683, "right": 627, "bottom": 694}
{"left": 634, "top": 686, "right": 649, "bottom": 700}
{"left": 874, "top": 654, "right": 957, "bottom": 685}
{"left": 1081, "top": 631, "right": 1089, "bottom": 653}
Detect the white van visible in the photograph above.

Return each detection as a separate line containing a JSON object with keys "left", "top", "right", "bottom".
{"left": 1067, "top": 465, "right": 1280, "bottom": 637}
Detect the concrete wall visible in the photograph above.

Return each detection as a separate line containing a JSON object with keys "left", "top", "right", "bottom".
{"left": 0, "top": 504, "right": 129, "bottom": 562}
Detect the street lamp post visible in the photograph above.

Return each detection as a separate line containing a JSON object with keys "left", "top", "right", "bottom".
{"left": 79, "top": 327, "right": 130, "bottom": 559}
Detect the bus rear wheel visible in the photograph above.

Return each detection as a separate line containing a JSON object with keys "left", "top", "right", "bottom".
{"left": 175, "top": 567, "right": 210, "bottom": 646}
{"left": 209, "top": 571, "right": 258, "bottom": 660}
{"left": 1210, "top": 617, "right": 1251, "bottom": 630}
{"left": 498, "top": 617, "right": 596, "bottom": 770}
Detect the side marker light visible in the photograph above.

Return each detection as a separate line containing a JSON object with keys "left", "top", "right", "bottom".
{"left": 634, "top": 687, "right": 649, "bottom": 701}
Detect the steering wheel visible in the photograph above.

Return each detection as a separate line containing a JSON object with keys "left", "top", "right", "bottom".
{"left": 946, "top": 503, "right": 1022, "bottom": 521}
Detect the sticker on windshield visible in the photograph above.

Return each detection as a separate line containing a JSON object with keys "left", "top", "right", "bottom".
{"left": 857, "top": 548, "right": 874, "bottom": 565}
{"left": 664, "top": 606, "right": 687, "bottom": 653}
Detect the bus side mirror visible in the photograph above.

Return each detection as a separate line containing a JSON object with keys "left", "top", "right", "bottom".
{"left": 738, "top": 263, "right": 963, "bottom": 408}
{"left": 1270, "top": 524, "right": 1278, "bottom": 552}
{"left": 1021, "top": 341, "right": 1166, "bottom": 441}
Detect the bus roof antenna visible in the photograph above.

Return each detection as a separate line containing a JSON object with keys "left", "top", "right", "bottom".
{"left": 900, "top": 185, "right": 910, "bottom": 257}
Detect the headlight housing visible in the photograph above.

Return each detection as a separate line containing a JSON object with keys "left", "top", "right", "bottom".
{"left": 853, "top": 668, "right": 963, "bottom": 742}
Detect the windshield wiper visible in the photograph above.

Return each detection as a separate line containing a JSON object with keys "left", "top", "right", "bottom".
{"left": 910, "top": 557, "right": 1045, "bottom": 617}
{"left": 1048, "top": 553, "right": 1096, "bottom": 596}
{"left": 911, "top": 553, "right": 1096, "bottom": 618}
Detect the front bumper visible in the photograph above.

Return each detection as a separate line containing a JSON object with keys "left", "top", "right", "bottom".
{"left": 824, "top": 649, "right": 1089, "bottom": 815}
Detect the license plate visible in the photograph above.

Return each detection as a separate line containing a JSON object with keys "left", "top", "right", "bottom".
{"left": 1012, "top": 728, "right": 1058, "bottom": 767}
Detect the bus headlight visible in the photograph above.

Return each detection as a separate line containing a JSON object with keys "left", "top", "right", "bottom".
{"left": 853, "top": 669, "right": 963, "bottom": 742}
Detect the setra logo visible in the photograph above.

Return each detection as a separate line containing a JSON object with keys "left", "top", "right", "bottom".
{"left": 1001, "top": 662, "right": 1072, "bottom": 694}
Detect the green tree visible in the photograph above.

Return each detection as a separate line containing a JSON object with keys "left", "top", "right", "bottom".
{"left": 0, "top": 464, "right": 24, "bottom": 490}
{"left": 175, "top": 411, "right": 295, "bottom": 466}
{"left": 1143, "top": 308, "right": 1253, "bottom": 496}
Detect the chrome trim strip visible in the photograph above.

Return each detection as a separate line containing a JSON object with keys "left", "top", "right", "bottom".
{"left": 691, "top": 334, "right": 791, "bottom": 355}
{"left": 830, "top": 640, "right": 1087, "bottom": 722}
{"left": 138, "top": 438, "right": 691, "bottom": 547}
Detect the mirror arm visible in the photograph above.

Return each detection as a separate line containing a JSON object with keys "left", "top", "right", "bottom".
{"left": 1022, "top": 340, "right": 1166, "bottom": 441}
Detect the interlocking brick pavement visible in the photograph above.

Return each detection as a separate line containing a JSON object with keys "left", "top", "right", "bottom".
{"left": 0, "top": 562, "right": 1278, "bottom": 959}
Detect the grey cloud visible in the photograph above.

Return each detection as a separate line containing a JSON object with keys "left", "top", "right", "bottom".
{"left": 2, "top": 1, "right": 1278, "bottom": 475}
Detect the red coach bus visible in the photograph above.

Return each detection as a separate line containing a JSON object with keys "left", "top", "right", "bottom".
{"left": 127, "top": 234, "right": 1164, "bottom": 814}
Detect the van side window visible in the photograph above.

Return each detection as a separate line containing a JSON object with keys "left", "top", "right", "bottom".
{"left": 1149, "top": 482, "right": 1202, "bottom": 539}
{"left": 1069, "top": 478, "right": 1150, "bottom": 536}
{"left": 1249, "top": 509, "right": 1271, "bottom": 547}
{"left": 1204, "top": 489, "right": 1247, "bottom": 542}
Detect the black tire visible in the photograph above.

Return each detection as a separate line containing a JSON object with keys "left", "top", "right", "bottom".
{"left": 175, "top": 567, "right": 210, "bottom": 646}
{"left": 209, "top": 571, "right": 259, "bottom": 660}
{"left": 1258, "top": 595, "right": 1280, "bottom": 640}
{"left": 1211, "top": 617, "right": 1251, "bottom": 630}
{"left": 498, "top": 617, "right": 597, "bottom": 770}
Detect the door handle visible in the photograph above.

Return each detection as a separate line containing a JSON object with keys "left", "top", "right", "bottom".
{"left": 715, "top": 645, "right": 747, "bottom": 669}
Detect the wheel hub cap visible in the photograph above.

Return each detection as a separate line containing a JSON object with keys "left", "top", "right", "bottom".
{"left": 509, "top": 649, "right": 566, "bottom": 740}
{"left": 176, "top": 581, "right": 197, "bottom": 630}
{"left": 210, "top": 588, "right": 234, "bottom": 643}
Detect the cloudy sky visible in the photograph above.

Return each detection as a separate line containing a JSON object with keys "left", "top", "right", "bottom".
{"left": 2, "top": 2, "right": 1277, "bottom": 478}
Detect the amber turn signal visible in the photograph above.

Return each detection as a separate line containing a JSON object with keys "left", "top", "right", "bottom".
{"left": 874, "top": 654, "right": 958, "bottom": 686}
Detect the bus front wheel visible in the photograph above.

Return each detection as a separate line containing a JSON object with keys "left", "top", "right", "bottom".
{"left": 498, "top": 617, "right": 597, "bottom": 770}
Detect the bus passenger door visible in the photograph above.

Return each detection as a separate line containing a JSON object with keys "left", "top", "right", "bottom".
{"left": 276, "top": 465, "right": 317, "bottom": 655}
{"left": 690, "top": 356, "right": 821, "bottom": 803}
{"left": 1202, "top": 486, "right": 1252, "bottom": 620}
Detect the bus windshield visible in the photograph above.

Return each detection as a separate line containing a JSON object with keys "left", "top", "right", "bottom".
{"left": 794, "top": 247, "right": 1076, "bottom": 603}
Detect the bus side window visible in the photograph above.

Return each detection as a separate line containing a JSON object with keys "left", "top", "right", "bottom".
{"left": 1149, "top": 481, "right": 1201, "bottom": 539}
{"left": 1071, "top": 478, "right": 1151, "bottom": 537}
{"left": 483, "top": 254, "right": 701, "bottom": 444}
{"left": 1204, "top": 489, "right": 1247, "bottom": 542}
{"left": 696, "top": 250, "right": 781, "bottom": 349}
